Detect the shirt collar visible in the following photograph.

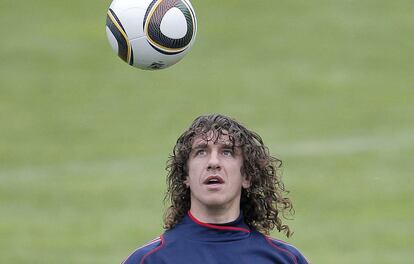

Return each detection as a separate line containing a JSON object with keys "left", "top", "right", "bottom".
{"left": 188, "top": 211, "right": 250, "bottom": 233}
{"left": 172, "top": 211, "right": 251, "bottom": 242}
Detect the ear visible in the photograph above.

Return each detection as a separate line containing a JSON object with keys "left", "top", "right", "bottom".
{"left": 183, "top": 176, "right": 190, "bottom": 188}
{"left": 242, "top": 175, "right": 251, "bottom": 189}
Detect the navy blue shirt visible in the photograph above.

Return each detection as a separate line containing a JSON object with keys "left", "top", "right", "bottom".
{"left": 122, "top": 211, "right": 309, "bottom": 264}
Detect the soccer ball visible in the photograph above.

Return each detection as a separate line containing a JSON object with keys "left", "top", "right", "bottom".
{"left": 105, "top": 0, "right": 197, "bottom": 70}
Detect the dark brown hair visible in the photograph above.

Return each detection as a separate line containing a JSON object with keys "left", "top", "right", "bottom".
{"left": 163, "top": 114, "right": 294, "bottom": 237}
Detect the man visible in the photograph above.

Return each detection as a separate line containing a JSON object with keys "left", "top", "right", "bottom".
{"left": 122, "top": 114, "right": 309, "bottom": 264}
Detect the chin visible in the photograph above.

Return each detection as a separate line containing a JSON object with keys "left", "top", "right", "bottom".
{"left": 202, "top": 198, "right": 229, "bottom": 209}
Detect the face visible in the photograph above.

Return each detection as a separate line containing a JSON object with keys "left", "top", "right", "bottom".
{"left": 184, "top": 132, "right": 251, "bottom": 213}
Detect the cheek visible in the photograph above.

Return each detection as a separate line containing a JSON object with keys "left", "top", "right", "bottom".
{"left": 188, "top": 159, "right": 204, "bottom": 174}
{"left": 186, "top": 164, "right": 199, "bottom": 185}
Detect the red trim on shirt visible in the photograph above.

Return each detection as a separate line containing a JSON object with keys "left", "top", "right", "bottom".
{"left": 265, "top": 236, "right": 298, "bottom": 264}
{"left": 188, "top": 211, "right": 250, "bottom": 233}
{"left": 121, "top": 237, "right": 161, "bottom": 264}
{"left": 139, "top": 235, "right": 165, "bottom": 264}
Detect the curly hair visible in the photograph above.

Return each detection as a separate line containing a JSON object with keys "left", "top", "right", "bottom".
{"left": 163, "top": 114, "right": 294, "bottom": 237}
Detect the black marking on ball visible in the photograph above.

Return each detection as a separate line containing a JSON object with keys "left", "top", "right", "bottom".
{"left": 143, "top": 0, "right": 195, "bottom": 54}
{"left": 106, "top": 9, "right": 134, "bottom": 65}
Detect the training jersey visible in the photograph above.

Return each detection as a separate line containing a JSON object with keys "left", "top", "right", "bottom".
{"left": 122, "top": 211, "right": 309, "bottom": 264}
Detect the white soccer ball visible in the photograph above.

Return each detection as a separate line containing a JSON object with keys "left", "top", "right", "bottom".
{"left": 105, "top": 0, "right": 197, "bottom": 70}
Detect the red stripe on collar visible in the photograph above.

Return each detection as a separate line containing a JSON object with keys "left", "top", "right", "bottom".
{"left": 188, "top": 211, "right": 250, "bottom": 233}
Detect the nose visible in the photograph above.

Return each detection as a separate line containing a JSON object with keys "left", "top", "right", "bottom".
{"left": 207, "top": 150, "right": 221, "bottom": 171}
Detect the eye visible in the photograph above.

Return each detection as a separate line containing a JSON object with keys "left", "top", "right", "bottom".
{"left": 222, "top": 149, "right": 234, "bottom": 156}
{"left": 194, "top": 149, "right": 207, "bottom": 156}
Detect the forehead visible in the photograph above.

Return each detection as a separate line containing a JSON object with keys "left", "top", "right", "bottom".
{"left": 191, "top": 131, "right": 234, "bottom": 146}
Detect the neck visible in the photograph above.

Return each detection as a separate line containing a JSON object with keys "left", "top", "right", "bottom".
{"left": 189, "top": 206, "right": 240, "bottom": 224}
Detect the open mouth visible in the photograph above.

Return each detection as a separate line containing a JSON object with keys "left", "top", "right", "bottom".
{"left": 204, "top": 176, "right": 224, "bottom": 185}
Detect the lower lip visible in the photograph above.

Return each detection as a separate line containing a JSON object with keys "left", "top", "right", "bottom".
{"left": 205, "top": 183, "right": 223, "bottom": 190}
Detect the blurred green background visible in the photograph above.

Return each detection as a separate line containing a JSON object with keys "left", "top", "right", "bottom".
{"left": 1, "top": 0, "right": 413, "bottom": 263}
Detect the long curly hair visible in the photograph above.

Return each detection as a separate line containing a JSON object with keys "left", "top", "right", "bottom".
{"left": 163, "top": 114, "right": 294, "bottom": 237}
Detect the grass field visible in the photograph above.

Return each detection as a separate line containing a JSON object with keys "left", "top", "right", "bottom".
{"left": 1, "top": 0, "right": 413, "bottom": 263}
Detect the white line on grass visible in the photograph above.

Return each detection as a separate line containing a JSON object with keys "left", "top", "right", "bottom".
{"left": 275, "top": 131, "right": 414, "bottom": 157}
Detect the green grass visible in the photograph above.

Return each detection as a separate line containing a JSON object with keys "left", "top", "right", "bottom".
{"left": 1, "top": 0, "right": 413, "bottom": 263}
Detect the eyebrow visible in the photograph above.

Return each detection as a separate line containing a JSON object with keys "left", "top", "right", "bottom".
{"left": 192, "top": 143, "right": 208, "bottom": 149}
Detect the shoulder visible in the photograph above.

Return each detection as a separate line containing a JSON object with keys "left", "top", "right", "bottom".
{"left": 121, "top": 236, "right": 164, "bottom": 264}
{"left": 264, "top": 235, "right": 310, "bottom": 264}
